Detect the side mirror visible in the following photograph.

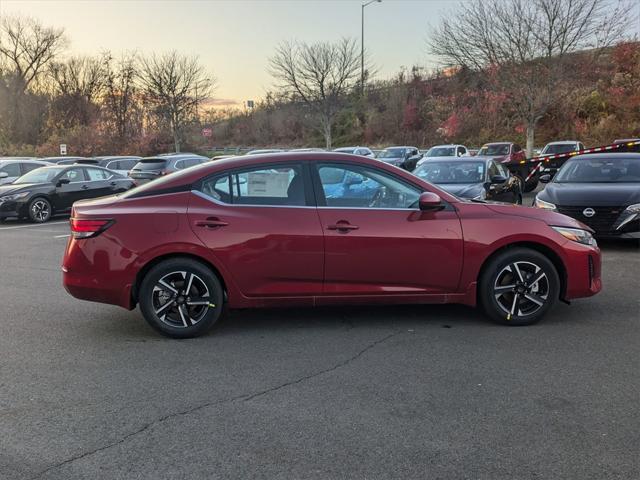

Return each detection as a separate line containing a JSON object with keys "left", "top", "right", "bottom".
{"left": 539, "top": 174, "right": 551, "bottom": 183}
{"left": 0, "top": 172, "right": 8, "bottom": 179}
{"left": 418, "top": 191, "right": 443, "bottom": 211}
{"left": 491, "top": 174, "right": 508, "bottom": 184}
{"left": 56, "top": 178, "right": 71, "bottom": 187}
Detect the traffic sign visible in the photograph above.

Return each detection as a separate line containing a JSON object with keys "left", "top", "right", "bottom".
{"left": 60, "top": 144, "right": 67, "bottom": 155}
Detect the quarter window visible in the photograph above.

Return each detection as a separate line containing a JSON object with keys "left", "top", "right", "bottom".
{"left": 199, "top": 164, "right": 306, "bottom": 206}
{"left": 86, "top": 168, "right": 111, "bottom": 181}
{"left": 317, "top": 164, "right": 420, "bottom": 209}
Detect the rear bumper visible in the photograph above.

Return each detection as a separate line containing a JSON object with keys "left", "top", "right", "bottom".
{"left": 62, "top": 237, "right": 135, "bottom": 309}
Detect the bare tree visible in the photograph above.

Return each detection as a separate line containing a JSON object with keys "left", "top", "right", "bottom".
{"left": 46, "top": 55, "right": 106, "bottom": 128}
{"left": 139, "top": 51, "right": 214, "bottom": 152}
{"left": 0, "top": 14, "right": 66, "bottom": 141}
{"left": 0, "top": 15, "right": 66, "bottom": 91}
{"left": 269, "top": 38, "right": 361, "bottom": 149}
{"left": 429, "top": 0, "right": 634, "bottom": 156}
{"left": 103, "top": 53, "right": 139, "bottom": 141}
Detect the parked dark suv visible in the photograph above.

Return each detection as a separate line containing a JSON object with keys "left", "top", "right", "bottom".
{"left": 128, "top": 154, "right": 208, "bottom": 185}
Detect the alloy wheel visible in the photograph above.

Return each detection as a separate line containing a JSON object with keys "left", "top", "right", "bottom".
{"left": 493, "top": 261, "right": 549, "bottom": 318}
{"left": 31, "top": 200, "right": 50, "bottom": 222}
{"left": 152, "top": 271, "right": 213, "bottom": 328}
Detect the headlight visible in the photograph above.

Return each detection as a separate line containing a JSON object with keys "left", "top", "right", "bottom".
{"left": 0, "top": 191, "right": 30, "bottom": 203}
{"left": 535, "top": 196, "right": 556, "bottom": 210}
{"left": 551, "top": 226, "right": 597, "bottom": 246}
{"left": 625, "top": 203, "right": 640, "bottom": 213}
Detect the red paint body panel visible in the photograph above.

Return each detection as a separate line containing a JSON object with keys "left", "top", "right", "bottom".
{"left": 62, "top": 153, "right": 601, "bottom": 313}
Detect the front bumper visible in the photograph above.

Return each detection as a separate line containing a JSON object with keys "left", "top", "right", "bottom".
{"left": 562, "top": 241, "right": 602, "bottom": 300}
{"left": 0, "top": 199, "right": 28, "bottom": 218}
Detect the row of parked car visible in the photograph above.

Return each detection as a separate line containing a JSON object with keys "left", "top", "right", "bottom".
{"left": 1, "top": 141, "right": 639, "bottom": 240}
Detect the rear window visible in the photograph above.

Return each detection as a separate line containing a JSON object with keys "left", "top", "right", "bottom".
{"left": 133, "top": 159, "right": 167, "bottom": 170}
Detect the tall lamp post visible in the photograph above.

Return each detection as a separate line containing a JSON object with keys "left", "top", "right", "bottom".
{"left": 361, "top": 0, "right": 381, "bottom": 94}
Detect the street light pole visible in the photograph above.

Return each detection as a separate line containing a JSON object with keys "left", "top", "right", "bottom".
{"left": 361, "top": 0, "right": 381, "bottom": 95}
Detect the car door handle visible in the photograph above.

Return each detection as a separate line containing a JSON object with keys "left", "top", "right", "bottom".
{"left": 327, "top": 222, "right": 359, "bottom": 231}
{"left": 110, "top": 181, "right": 117, "bottom": 186}
{"left": 81, "top": 185, "right": 89, "bottom": 190}
{"left": 195, "top": 218, "right": 228, "bottom": 229}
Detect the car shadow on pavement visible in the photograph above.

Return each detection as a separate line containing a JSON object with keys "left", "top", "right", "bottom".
{"left": 84, "top": 301, "right": 584, "bottom": 341}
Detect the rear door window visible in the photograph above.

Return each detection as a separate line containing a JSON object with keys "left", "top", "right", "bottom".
{"left": 199, "top": 164, "right": 307, "bottom": 206}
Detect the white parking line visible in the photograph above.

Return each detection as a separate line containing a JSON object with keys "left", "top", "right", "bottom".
{"left": 0, "top": 221, "right": 68, "bottom": 231}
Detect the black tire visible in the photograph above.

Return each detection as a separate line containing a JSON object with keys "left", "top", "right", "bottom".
{"left": 516, "top": 194, "right": 523, "bottom": 205}
{"left": 524, "top": 179, "right": 538, "bottom": 193}
{"left": 515, "top": 175, "right": 526, "bottom": 194}
{"left": 28, "top": 197, "right": 52, "bottom": 223}
{"left": 479, "top": 248, "right": 560, "bottom": 326}
{"left": 139, "top": 258, "right": 224, "bottom": 338}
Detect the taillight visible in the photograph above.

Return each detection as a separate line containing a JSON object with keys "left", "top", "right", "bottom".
{"left": 70, "top": 218, "right": 114, "bottom": 239}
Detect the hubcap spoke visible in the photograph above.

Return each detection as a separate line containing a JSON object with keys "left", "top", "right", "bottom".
{"left": 157, "top": 279, "right": 178, "bottom": 295}
{"left": 524, "top": 293, "right": 545, "bottom": 307}
{"left": 510, "top": 293, "right": 520, "bottom": 315}
{"left": 178, "top": 305, "right": 191, "bottom": 327}
{"left": 155, "top": 299, "right": 174, "bottom": 315}
{"left": 510, "top": 263, "right": 524, "bottom": 282}
{"left": 494, "top": 284, "right": 516, "bottom": 293}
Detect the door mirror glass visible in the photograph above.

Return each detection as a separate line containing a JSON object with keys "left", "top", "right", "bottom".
{"left": 418, "top": 191, "right": 443, "bottom": 211}
{"left": 56, "top": 178, "right": 71, "bottom": 187}
{"left": 539, "top": 174, "right": 551, "bottom": 183}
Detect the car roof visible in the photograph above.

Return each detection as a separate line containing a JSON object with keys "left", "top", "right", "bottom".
{"left": 545, "top": 140, "right": 580, "bottom": 145}
{"left": 571, "top": 152, "right": 640, "bottom": 160}
{"left": 129, "top": 152, "right": 462, "bottom": 202}
{"left": 482, "top": 142, "right": 512, "bottom": 145}
{"left": 0, "top": 158, "right": 47, "bottom": 163}
{"left": 429, "top": 144, "right": 463, "bottom": 148}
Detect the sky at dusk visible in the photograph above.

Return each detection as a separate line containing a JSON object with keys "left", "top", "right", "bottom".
{"left": 1, "top": 0, "right": 461, "bottom": 107}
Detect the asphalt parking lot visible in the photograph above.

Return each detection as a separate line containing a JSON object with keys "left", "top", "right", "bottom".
{"left": 1, "top": 191, "right": 639, "bottom": 480}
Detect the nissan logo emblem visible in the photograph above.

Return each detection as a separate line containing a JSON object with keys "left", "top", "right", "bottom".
{"left": 583, "top": 208, "right": 596, "bottom": 218}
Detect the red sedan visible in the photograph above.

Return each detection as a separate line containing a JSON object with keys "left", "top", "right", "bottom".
{"left": 62, "top": 153, "right": 601, "bottom": 338}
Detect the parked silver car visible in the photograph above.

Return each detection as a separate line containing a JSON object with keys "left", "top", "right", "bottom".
{"left": 0, "top": 158, "right": 52, "bottom": 185}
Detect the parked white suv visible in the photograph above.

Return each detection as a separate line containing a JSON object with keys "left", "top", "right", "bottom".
{"left": 0, "top": 158, "right": 52, "bottom": 185}
{"left": 416, "top": 144, "right": 470, "bottom": 168}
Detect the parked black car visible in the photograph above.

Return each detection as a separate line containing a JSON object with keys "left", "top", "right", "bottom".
{"left": 413, "top": 157, "right": 522, "bottom": 204}
{"left": 128, "top": 154, "right": 208, "bottom": 185}
{"left": 0, "top": 165, "right": 134, "bottom": 223}
{"left": 534, "top": 153, "right": 640, "bottom": 238}
{"left": 377, "top": 146, "right": 422, "bottom": 171}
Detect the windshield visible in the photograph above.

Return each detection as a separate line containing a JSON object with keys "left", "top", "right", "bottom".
{"left": 378, "top": 148, "right": 406, "bottom": 159}
{"left": 13, "top": 167, "right": 64, "bottom": 184}
{"left": 542, "top": 143, "right": 578, "bottom": 155}
{"left": 554, "top": 157, "right": 640, "bottom": 183}
{"left": 414, "top": 161, "right": 485, "bottom": 184}
{"left": 425, "top": 147, "right": 456, "bottom": 157}
{"left": 479, "top": 144, "right": 509, "bottom": 156}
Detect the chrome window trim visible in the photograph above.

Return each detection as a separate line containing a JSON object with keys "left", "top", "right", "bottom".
{"left": 191, "top": 190, "right": 420, "bottom": 212}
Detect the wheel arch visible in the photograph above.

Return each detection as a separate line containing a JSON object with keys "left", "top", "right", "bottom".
{"left": 477, "top": 241, "right": 567, "bottom": 303}
{"left": 131, "top": 252, "right": 229, "bottom": 306}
